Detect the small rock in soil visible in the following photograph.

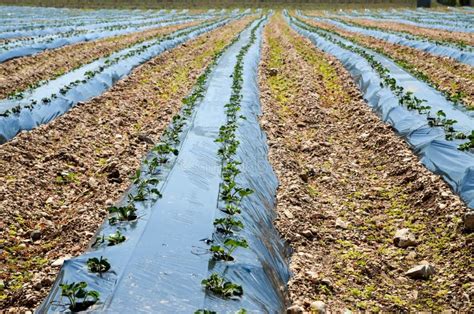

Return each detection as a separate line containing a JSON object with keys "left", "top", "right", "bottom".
{"left": 406, "top": 261, "right": 435, "bottom": 280}
{"left": 41, "top": 277, "right": 53, "bottom": 287}
{"left": 393, "top": 228, "right": 417, "bottom": 248}
{"left": 464, "top": 211, "right": 474, "bottom": 231}
{"left": 283, "top": 208, "right": 294, "bottom": 219}
{"left": 267, "top": 68, "right": 279, "bottom": 76}
{"left": 51, "top": 255, "right": 71, "bottom": 267}
{"left": 301, "top": 230, "right": 313, "bottom": 238}
{"left": 319, "top": 278, "right": 333, "bottom": 290}
{"left": 335, "top": 218, "right": 349, "bottom": 229}
{"left": 287, "top": 305, "right": 304, "bottom": 313}
{"left": 107, "top": 168, "right": 122, "bottom": 183}
{"left": 30, "top": 229, "right": 42, "bottom": 241}
{"left": 310, "top": 300, "right": 326, "bottom": 313}
{"left": 88, "top": 177, "right": 98, "bottom": 188}
{"left": 299, "top": 172, "right": 309, "bottom": 183}
{"left": 137, "top": 133, "right": 155, "bottom": 144}
{"left": 406, "top": 251, "right": 417, "bottom": 260}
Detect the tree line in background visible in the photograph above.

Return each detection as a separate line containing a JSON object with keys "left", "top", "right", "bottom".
{"left": 0, "top": 0, "right": 416, "bottom": 9}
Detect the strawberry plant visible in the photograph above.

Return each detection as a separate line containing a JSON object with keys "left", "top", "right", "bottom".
{"left": 152, "top": 142, "right": 179, "bottom": 156}
{"left": 87, "top": 256, "right": 111, "bottom": 274}
{"left": 129, "top": 177, "right": 161, "bottom": 202}
{"left": 459, "top": 131, "right": 474, "bottom": 151}
{"left": 195, "top": 309, "right": 247, "bottom": 314}
{"left": 91, "top": 235, "right": 105, "bottom": 248}
{"left": 210, "top": 238, "right": 249, "bottom": 261}
{"left": 222, "top": 160, "right": 242, "bottom": 183}
{"left": 59, "top": 281, "right": 100, "bottom": 312}
{"left": 108, "top": 204, "right": 137, "bottom": 224}
{"left": 221, "top": 204, "right": 242, "bottom": 215}
{"left": 213, "top": 217, "right": 244, "bottom": 234}
{"left": 107, "top": 230, "right": 126, "bottom": 246}
{"left": 221, "top": 182, "right": 254, "bottom": 204}
{"left": 201, "top": 273, "right": 243, "bottom": 298}
{"left": 144, "top": 157, "right": 163, "bottom": 174}
{"left": 427, "top": 110, "right": 449, "bottom": 127}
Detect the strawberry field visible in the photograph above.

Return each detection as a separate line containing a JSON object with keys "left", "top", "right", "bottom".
{"left": 0, "top": 4, "right": 473, "bottom": 313}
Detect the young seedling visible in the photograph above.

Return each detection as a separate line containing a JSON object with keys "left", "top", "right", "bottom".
{"left": 195, "top": 310, "right": 216, "bottom": 314}
{"left": 201, "top": 273, "right": 243, "bottom": 298}
{"left": 459, "top": 131, "right": 474, "bottom": 151}
{"left": 59, "top": 281, "right": 100, "bottom": 312}
{"left": 145, "top": 157, "right": 163, "bottom": 174}
{"left": 87, "top": 256, "right": 111, "bottom": 274}
{"left": 106, "top": 230, "right": 126, "bottom": 246}
{"left": 195, "top": 309, "right": 246, "bottom": 314}
{"left": 129, "top": 178, "right": 161, "bottom": 202}
{"left": 221, "top": 204, "right": 242, "bottom": 215}
{"left": 222, "top": 161, "right": 241, "bottom": 184}
{"left": 210, "top": 238, "right": 249, "bottom": 261}
{"left": 131, "top": 169, "right": 142, "bottom": 185}
{"left": 221, "top": 182, "right": 254, "bottom": 204}
{"left": 152, "top": 143, "right": 179, "bottom": 156}
{"left": 427, "top": 110, "right": 448, "bottom": 127}
{"left": 108, "top": 204, "right": 137, "bottom": 224}
{"left": 91, "top": 235, "right": 105, "bottom": 248}
{"left": 213, "top": 217, "right": 244, "bottom": 234}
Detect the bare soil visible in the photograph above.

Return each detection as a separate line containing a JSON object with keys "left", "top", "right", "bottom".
{"left": 0, "top": 16, "right": 253, "bottom": 311}
{"left": 259, "top": 15, "right": 473, "bottom": 313}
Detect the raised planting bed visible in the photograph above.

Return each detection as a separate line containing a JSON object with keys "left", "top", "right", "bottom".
{"left": 300, "top": 12, "right": 474, "bottom": 66}
{"left": 337, "top": 16, "right": 474, "bottom": 50}
{"left": 0, "top": 16, "right": 256, "bottom": 311}
{"left": 38, "top": 15, "right": 290, "bottom": 313}
{"left": 298, "top": 14, "right": 474, "bottom": 110}
{"left": 0, "top": 15, "right": 246, "bottom": 143}
{"left": 259, "top": 14, "right": 473, "bottom": 312}
{"left": 0, "top": 13, "right": 215, "bottom": 63}
{"left": 0, "top": 19, "right": 207, "bottom": 99}
{"left": 288, "top": 13, "right": 474, "bottom": 226}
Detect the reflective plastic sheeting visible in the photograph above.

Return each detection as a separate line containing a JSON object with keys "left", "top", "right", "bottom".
{"left": 0, "top": 17, "right": 237, "bottom": 143}
{"left": 299, "top": 13, "right": 474, "bottom": 66}
{"left": 288, "top": 15, "right": 474, "bottom": 211}
{"left": 38, "top": 16, "right": 290, "bottom": 313}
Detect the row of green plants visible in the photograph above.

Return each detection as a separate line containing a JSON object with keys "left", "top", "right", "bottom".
{"left": 1, "top": 16, "right": 171, "bottom": 51}
{"left": 0, "top": 11, "right": 202, "bottom": 49}
{"left": 197, "top": 18, "right": 264, "bottom": 314}
{"left": 291, "top": 15, "right": 474, "bottom": 152}
{"left": 299, "top": 13, "right": 472, "bottom": 110}
{"left": 56, "top": 20, "right": 255, "bottom": 312}
{"left": 353, "top": 10, "right": 469, "bottom": 26}
{"left": 330, "top": 18, "right": 472, "bottom": 109}
{"left": 327, "top": 15, "right": 473, "bottom": 52}
{"left": 0, "top": 17, "right": 231, "bottom": 117}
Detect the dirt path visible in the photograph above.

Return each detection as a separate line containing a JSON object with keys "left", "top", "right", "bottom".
{"left": 0, "top": 19, "right": 204, "bottom": 99}
{"left": 0, "top": 17, "right": 253, "bottom": 311}
{"left": 259, "top": 15, "right": 473, "bottom": 312}
{"left": 302, "top": 17, "right": 474, "bottom": 109}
